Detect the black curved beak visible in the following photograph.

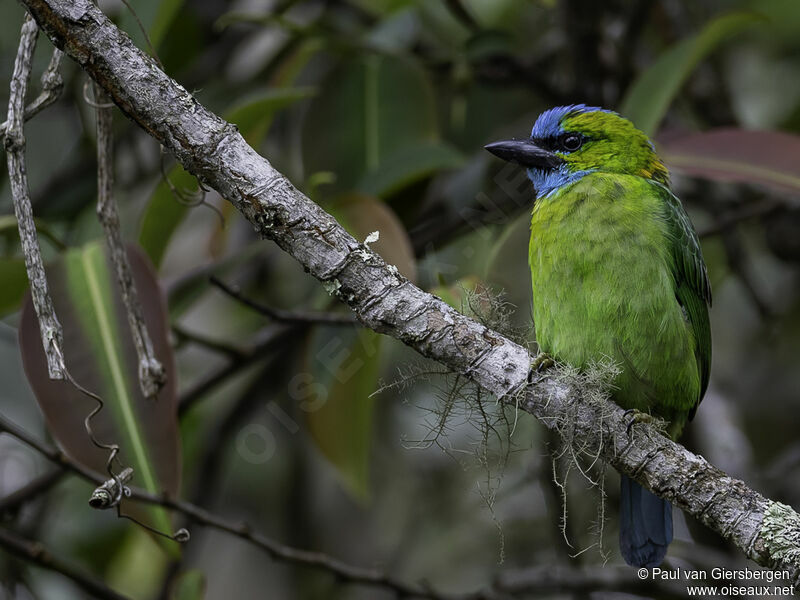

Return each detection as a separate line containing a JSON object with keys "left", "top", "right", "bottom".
{"left": 484, "top": 139, "right": 563, "bottom": 170}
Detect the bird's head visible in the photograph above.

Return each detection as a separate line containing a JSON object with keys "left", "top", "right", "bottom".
{"left": 485, "top": 104, "right": 669, "bottom": 198}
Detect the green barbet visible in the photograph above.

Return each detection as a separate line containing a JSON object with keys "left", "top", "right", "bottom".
{"left": 485, "top": 105, "right": 711, "bottom": 567}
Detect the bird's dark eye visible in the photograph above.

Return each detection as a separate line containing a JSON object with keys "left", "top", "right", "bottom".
{"left": 560, "top": 134, "right": 582, "bottom": 152}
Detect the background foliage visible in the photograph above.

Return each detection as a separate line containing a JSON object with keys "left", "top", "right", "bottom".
{"left": 2, "top": 0, "right": 800, "bottom": 598}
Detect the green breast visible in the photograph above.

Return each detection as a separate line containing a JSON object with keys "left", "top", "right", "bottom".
{"left": 529, "top": 173, "right": 700, "bottom": 437}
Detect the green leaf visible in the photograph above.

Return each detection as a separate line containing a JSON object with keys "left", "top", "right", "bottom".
{"left": 620, "top": 11, "right": 763, "bottom": 136}
{"left": 150, "top": 0, "right": 184, "bottom": 49}
{"left": 304, "top": 327, "right": 381, "bottom": 503}
{"left": 227, "top": 87, "right": 317, "bottom": 146}
{"left": 302, "top": 53, "right": 439, "bottom": 197}
{"left": 659, "top": 128, "right": 800, "bottom": 198}
{"left": 138, "top": 89, "right": 312, "bottom": 268}
{"left": 0, "top": 258, "right": 29, "bottom": 317}
{"left": 115, "top": 0, "right": 185, "bottom": 52}
{"left": 357, "top": 142, "right": 466, "bottom": 198}
{"left": 116, "top": 0, "right": 165, "bottom": 51}
{"left": 137, "top": 164, "right": 197, "bottom": 269}
{"left": 170, "top": 570, "right": 206, "bottom": 600}
{"left": 19, "top": 242, "right": 180, "bottom": 552}
{"left": 745, "top": 0, "right": 800, "bottom": 41}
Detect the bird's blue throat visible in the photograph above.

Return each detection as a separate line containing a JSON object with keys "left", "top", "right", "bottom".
{"left": 527, "top": 164, "right": 595, "bottom": 198}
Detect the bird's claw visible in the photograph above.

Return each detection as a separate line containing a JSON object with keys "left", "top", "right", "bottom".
{"left": 623, "top": 408, "right": 655, "bottom": 436}
{"left": 527, "top": 353, "right": 554, "bottom": 383}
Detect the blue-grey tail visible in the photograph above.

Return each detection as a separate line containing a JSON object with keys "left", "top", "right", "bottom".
{"left": 619, "top": 474, "right": 673, "bottom": 567}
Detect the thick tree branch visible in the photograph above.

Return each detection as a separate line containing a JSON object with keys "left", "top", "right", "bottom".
{"left": 18, "top": 0, "right": 800, "bottom": 585}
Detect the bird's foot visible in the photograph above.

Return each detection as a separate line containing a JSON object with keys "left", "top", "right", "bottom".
{"left": 527, "top": 353, "right": 554, "bottom": 383}
{"left": 623, "top": 409, "right": 655, "bottom": 436}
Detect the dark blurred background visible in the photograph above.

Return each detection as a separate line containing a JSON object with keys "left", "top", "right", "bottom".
{"left": 2, "top": 0, "right": 800, "bottom": 598}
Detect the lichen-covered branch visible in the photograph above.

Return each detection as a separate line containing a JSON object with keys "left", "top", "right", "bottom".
{"left": 18, "top": 0, "right": 800, "bottom": 584}
{"left": 4, "top": 13, "right": 64, "bottom": 379}
{"left": 93, "top": 82, "right": 166, "bottom": 398}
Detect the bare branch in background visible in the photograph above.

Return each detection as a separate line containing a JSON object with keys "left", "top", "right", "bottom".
{"left": 0, "top": 45, "right": 63, "bottom": 141}
{"left": 170, "top": 323, "right": 248, "bottom": 360}
{"left": 0, "top": 470, "right": 65, "bottom": 516}
{"left": 4, "top": 13, "right": 64, "bottom": 379}
{"left": 0, "top": 527, "right": 130, "bottom": 600}
{"left": 444, "top": 0, "right": 480, "bottom": 32}
{"left": 93, "top": 82, "right": 166, "bottom": 398}
{"left": 177, "top": 323, "right": 292, "bottom": 415}
{"left": 698, "top": 198, "right": 783, "bottom": 238}
{"left": 0, "top": 414, "right": 474, "bottom": 600}
{"left": 721, "top": 229, "right": 773, "bottom": 318}
{"left": 0, "top": 413, "right": 694, "bottom": 600}
{"left": 209, "top": 275, "right": 358, "bottom": 325}
{"left": 20, "top": 0, "right": 800, "bottom": 583}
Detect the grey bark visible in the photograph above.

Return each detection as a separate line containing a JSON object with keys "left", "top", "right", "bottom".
{"left": 93, "top": 82, "right": 166, "bottom": 398}
{"left": 0, "top": 44, "right": 63, "bottom": 141}
{"left": 18, "top": 0, "right": 800, "bottom": 584}
{"left": 4, "top": 13, "right": 65, "bottom": 379}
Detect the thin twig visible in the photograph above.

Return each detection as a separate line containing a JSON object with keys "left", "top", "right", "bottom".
{"left": 698, "top": 199, "right": 782, "bottom": 238}
{"left": 209, "top": 276, "right": 358, "bottom": 325}
{"left": 4, "top": 14, "right": 64, "bottom": 380}
{"left": 178, "top": 323, "right": 292, "bottom": 415}
{"left": 93, "top": 82, "right": 166, "bottom": 398}
{"left": 0, "top": 414, "right": 487, "bottom": 600}
{"left": 118, "top": 0, "right": 163, "bottom": 68}
{"left": 171, "top": 323, "right": 248, "bottom": 360}
{"left": 0, "top": 412, "right": 695, "bottom": 599}
{"left": 0, "top": 527, "right": 130, "bottom": 600}
{"left": 444, "top": 0, "right": 479, "bottom": 31}
{"left": 0, "top": 46, "right": 63, "bottom": 140}
{"left": 60, "top": 362, "right": 189, "bottom": 543}
{"left": 158, "top": 148, "right": 225, "bottom": 224}
{"left": 721, "top": 230, "right": 772, "bottom": 318}
{"left": 0, "top": 470, "right": 65, "bottom": 515}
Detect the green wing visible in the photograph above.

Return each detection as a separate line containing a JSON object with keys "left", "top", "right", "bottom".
{"left": 655, "top": 183, "right": 712, "bottom": 417}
